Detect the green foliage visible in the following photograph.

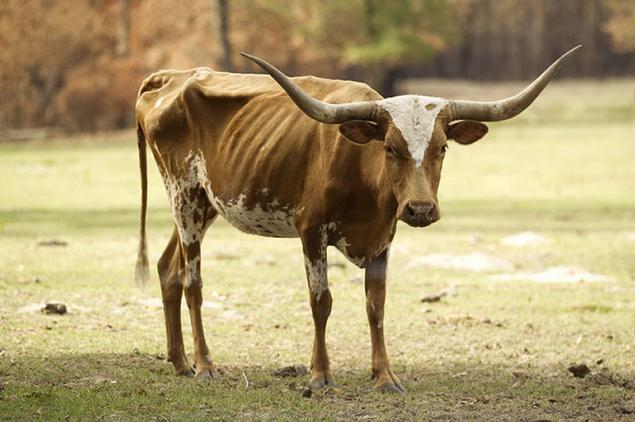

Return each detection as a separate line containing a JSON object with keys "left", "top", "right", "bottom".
{"left": 341, "top": 0, "right": 459, "bottom": 65}
{"left": 299, "top": 0, "right": 459, "bottom": 66}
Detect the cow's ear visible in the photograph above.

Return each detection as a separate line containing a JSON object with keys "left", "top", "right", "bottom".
{"left": 446, "top": 121, "right": 488, "bottom": 145}
{"left": 339, "top": 121, "right": 385, "bottom": 144}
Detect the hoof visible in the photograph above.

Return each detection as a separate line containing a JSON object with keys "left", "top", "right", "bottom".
{"left": 194, "top": 367, "right": 217, "bottom": 380}
{"left": 373, "top": 369, "right": 407, "bottom": 395}
{"left": 376, "top": 381, "right": 407, "bottom": 395}
{"left": 309, "top": 374, "right": 336, "bottom": 390}
{"left": 175, "top": 367, "right": 195, "bottom": 377}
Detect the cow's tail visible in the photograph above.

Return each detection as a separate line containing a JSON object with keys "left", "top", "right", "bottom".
{"left": 135, "top": 122, "right": 150, "bottom": 286}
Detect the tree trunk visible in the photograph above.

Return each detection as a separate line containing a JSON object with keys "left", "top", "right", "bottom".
{"left": 361, "top": 64, "right": 396, "bottom": 97}
{"left": 116, "top": 0, "right": 130, "bottom": 57}
{"left": 217, "top": 0, "right": 233, "bottom": 71}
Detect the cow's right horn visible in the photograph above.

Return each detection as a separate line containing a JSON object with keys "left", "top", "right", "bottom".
{"left": 447, "top": 45, "right": 582, "bottom": 122}
{"left": 241, "top": 52, "right": 379, "bottom": 124}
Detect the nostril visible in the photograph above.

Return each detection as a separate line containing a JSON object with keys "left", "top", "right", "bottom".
{"left": 425, "top": 205, "right": 439, "bottom": 221}
{"left": 405, "top": 203, "right": 417, "bottom": 216}
{"left": 406, "top": 202, "right": 421, "bottom": 216}
{"left": 407, "top": 201, "right": 436, "bottom": 218}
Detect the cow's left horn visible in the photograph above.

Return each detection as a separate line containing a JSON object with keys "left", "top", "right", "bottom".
{"left": 447, "top": 45, "right": 582, "bottom": 122}
{"left": 241, "top": 52, "right": 379, "bottom": 123}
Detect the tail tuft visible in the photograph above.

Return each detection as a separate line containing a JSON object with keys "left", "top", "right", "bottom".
{"left": 135, "top": 236, "right": 149, "bottom": 286}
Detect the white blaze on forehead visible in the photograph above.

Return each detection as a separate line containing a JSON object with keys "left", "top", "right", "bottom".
{"left": 378, "top": 95, "right": 448, "bottom": 167}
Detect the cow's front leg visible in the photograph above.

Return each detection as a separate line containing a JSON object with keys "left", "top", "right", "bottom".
{"left": 301, "top": 229, "right": 335, "bottom": 389}
{"left": 365, "top": 249, "right": 406, "bottom": 394}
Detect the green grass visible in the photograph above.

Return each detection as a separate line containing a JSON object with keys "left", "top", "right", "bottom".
{"left": 1, "top": 81, "right": 634, "bottom": 420}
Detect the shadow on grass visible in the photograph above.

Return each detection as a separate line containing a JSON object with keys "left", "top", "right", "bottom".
{"left": 1, "top": 351, "right": 633, "bottom": 420}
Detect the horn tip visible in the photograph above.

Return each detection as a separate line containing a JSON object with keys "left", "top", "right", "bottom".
{"left": 240, "top": 52, "right": 269, "bottom": 69}
{"left": 555, "top": 45, "right": 583, "bottom": 66}
{"left": 564, "top": 45, "right": 583, "bottom": 58}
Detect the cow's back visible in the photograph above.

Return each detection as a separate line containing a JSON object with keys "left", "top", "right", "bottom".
{"left": 136, "top": 67, "right": 383, "bottom": 237}
{"left": 136, "top": 67, "right": 380, "bottom": 141}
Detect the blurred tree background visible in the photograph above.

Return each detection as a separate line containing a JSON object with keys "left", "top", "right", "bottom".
{"left": 1, "top": 0, "right": 634, "bottom": 134}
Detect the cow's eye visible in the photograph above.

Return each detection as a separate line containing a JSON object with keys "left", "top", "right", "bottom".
{"left": 441, "top": 144, "right": 449, "bottom": 154}
{"left": 384, "top": 145, "right": 397, "bottom": 156}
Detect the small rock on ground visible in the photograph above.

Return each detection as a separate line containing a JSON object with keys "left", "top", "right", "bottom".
{"left": 37, "top": 239, "right": 68, "bottom": 247}
{"left": 421, "top": 294, "right": 443, "bottom": 303}
{"left": 41, "top": 303, "right": 67, "bottom": 315}
{"left": 568, "top": 363, "right": 590, "bottom": 378}
{"left": 274, "top": 364, "right": 309, "bottom": 377}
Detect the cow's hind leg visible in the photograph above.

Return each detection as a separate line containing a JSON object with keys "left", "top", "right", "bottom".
{"left": 157, "top": 227, "right": 192, "bottom": 376}
{"left": 182, "top": 235, "right": 217, "bottom": 380}
{"left": 301, "top": 226, "right": 336, "bottom": 389}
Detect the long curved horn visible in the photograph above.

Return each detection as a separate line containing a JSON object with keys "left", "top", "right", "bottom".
{"left": 241, "top": 52, "right": 379, "bottom": 123}
{"left": 448, "top": 45, "right": 582, "bottom": 122}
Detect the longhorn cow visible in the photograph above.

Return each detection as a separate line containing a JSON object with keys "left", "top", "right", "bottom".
{"left": 134, "top": 46, "right": 580, "bottom": 393}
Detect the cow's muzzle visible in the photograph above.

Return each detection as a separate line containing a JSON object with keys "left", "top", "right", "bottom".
{"left": 399, "top": 200, "right": 440, "bottom": 227}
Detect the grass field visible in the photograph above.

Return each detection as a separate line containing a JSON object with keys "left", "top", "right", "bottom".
{"left": 1, "top": 80, "right": 634, "bottom": 420}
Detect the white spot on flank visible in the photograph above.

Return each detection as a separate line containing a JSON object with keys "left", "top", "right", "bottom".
{"left": 154, "top": 96, "right": 164, "bottom": 109}
{"left": 379, "top": 95, "right": 447, "bottom": 167}
{"left": 208, "top": 193, "right": 297, "bottom": 238}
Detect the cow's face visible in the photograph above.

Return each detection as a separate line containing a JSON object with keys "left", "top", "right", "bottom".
{"left": 339, "top": 96, "right": 488, "bottom": 227}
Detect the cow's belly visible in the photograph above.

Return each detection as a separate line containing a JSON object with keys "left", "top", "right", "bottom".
{"left": 208, "top": 192, "right": 299, "bottom": 238}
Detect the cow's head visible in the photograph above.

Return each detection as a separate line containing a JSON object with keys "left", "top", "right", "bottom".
{"left": 242, "top": 46, "right": 580, "bottom": 227}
